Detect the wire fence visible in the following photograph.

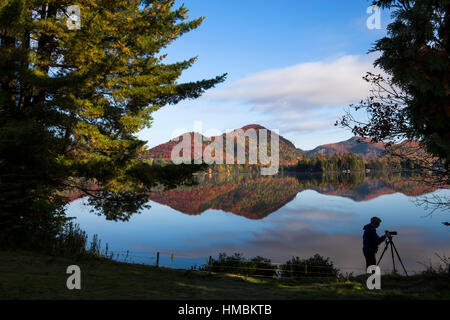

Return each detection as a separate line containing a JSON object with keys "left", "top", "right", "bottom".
{"left": 100, "top": 249, "right": 432, "bottom": 279}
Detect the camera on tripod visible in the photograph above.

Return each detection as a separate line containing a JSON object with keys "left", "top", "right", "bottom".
{"left": 385, "top": 230, "right": 398, "bottom": 237}
{"left": 378, "top": 230, "right": 408, "bottom": 275}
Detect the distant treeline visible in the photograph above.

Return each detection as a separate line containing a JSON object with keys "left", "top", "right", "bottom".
{"left": 286, "top": 153, "right": 423, "bottom": 173}
{"left": 147, "top": 158, "right": 262, "bottom": 174}
{"left": 146, "top": 152, "right": 424, "bottom": 174}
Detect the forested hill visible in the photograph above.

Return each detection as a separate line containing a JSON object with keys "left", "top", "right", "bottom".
{"left": 306, "top": 136, "right": 387, "bottom": 159}
{"left": 143, "top": 124, "right": 303, "bottom": 165}
{"left": 143, "top": 124, "right": 416, "bottom": 163}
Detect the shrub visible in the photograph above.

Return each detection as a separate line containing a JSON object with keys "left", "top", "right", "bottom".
{"left": 281, "top": 254, "right": 339, "bottom": 279}
{"left": 203, "top": 253, "right": 277, "bottom": 277}
{"left": 52, "top": 222, "right": 105, "bottom": 259}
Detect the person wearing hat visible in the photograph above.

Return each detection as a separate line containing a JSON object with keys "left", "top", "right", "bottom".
{"left": 363, "top": 217, "right": 386, "bottom": 269}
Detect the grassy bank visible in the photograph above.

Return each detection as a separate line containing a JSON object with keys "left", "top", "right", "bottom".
{"left": 0, "top": 250, "right": 449, "bottom": 300}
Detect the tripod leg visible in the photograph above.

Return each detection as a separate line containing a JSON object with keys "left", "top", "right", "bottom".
{"left": 377, "top": 242, "right": 389, "bottom": 265}
{"left": 390, "top": 242, "right": 397, "bottom": 274}
{"left": 391, "top": 241, "right": 408, "bottom": 276}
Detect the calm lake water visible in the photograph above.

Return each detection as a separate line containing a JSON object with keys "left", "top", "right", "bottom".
{"left": 67, "top": 172, "right": 450, "bottom": 275}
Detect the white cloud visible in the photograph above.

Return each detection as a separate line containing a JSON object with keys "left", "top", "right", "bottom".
{"left": 282, "top": 121, "right": 333, "bottom": 133}
{"left": 209, "top": 54, "right": 380, "bottom": 110}
{"left": 201, "top": 54, "right": 382, "bottom": 142}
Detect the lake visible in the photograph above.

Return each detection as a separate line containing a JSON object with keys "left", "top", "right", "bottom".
{"left": 66, "top": 172, "right": 450, "bottom": 275}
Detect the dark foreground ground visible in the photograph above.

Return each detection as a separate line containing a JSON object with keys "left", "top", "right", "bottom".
{"left": 0, "top": 251, "right": 449, "bottom": 300}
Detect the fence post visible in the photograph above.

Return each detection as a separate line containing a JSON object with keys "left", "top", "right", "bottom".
{"left": 208, "top": 256, "right": 212, "bottom": 275}
{"left": 156, "top": 252, "right": 160, "bottom": 268}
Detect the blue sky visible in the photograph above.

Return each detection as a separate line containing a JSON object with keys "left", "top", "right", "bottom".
{"left": 138, "top": 0, "right": 391, "bottom": 150}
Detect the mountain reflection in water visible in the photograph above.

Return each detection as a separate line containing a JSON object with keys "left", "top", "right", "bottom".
{"left": 148, "top": 172, "right": 440, "bottom": 219}
{"left": 68, "top": 171, "right": 449, "bottom": 274}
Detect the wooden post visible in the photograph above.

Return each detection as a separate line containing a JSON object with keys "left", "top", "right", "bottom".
{"left": 208, "top": 256, "right": 212, "bottom": 275}
{"left": 156, "top": 252, "right": 160, "bottom": 268}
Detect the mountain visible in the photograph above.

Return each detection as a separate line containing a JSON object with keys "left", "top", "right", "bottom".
{"left": 305, "top": 137, "right": 387, "bottom": 159}
{"left": 143, "top": 125, "right": 392, "bottom": 162}
{"left": 143, "top": 124, "right": 303, "bottom": 165}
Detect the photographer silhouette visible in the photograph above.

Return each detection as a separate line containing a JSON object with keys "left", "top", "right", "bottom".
{"left": 362, "top": 217, "right": 386, "bottom": 268}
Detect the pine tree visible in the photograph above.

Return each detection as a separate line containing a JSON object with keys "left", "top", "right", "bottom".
{"left": 0, "top": 0, "right": 225, "bottom": 248}
{"left": 372, "top": 0, "right": 450, "bottom": 165}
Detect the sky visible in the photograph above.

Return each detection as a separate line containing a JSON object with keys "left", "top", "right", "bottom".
{"left": 138, "top": 0, "right": 392, "bottom": 151}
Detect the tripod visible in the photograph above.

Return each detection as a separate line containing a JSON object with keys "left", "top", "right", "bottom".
{"left": 377, "top": 235, "right": 408, "bottom": 276}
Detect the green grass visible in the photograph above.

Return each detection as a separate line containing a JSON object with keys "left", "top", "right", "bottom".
{"left": 0, "top": 250, "right": 449, "bottom": 300}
